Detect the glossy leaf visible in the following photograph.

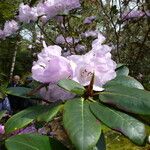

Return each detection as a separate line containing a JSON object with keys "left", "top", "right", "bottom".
{"left": 116, "top": 63, "right": 124, "bottom": 69}
{"left": 5, "top": 134, "right": 51, "bottom": 150}
{"left": 99, "top": 85, "right": 150, "bottom": 115}
{"left": 116, "top": 65, "right": 129, "bottom": 76}
{"left": 104, "top": 76, "right": 144, "bottom": 89}
{"left": 5, "top": 105, "right": 46, "bottom": 133}
{"left": 5, "top": 134, "right": 68, "bottom": 150}
{"left": 90, "top": 102, "right": 146, "bottom": 145}
{"left": 0, "top": 110, "right": 6, "bottom": 120}
{"left": 37, "top": 105, "right": 63, "bottom": 122}
{"left": 6, "top": 87, "right": 33, "bottom": 99}
{"left": 63, "top": 98, "right": 101, "bottom": 150}
{"left": 58, "top": 79, "right": 85, "bottom": 95}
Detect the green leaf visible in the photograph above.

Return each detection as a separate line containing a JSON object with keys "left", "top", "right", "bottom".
{"left": 5, "top": 134, "right": 51, "bottom": 150}
{"left": 0, "top": 110, "right": 7, "bottom": 120}
{"left": 90, "top": 102, "right": 146, "bottom": 145}
{"left": 63, "top": 98, "right": 101, "bottom": 150}
{"left": 5, "top": 104, "right": 62, "bottom": 134}
{"left": 99, "top": 85, "right": 150, "bottom": 115}
{"left": 116, "top": 63, "right": 124, "bottom": 69}
{"left": 116, "top": 65, "right": 129, "bottom": 76}
{"left": 37, "top": 105, "right": 63, "bottom": 122}
{"left": 6, "top": 87, "right": 33, "bottom": 99}
{"left": 7, "top": 87, "right": 41, "bottom": 99}
{"left": 5, "top": 134, "right": 68, "bottom": 150}
{"left": 5, "top": 105, "right": 46, "bottom": 133}
{"left": 58, "top": 79, "right": 85, "bottom": 95}
{"left": 104, "top": 76, "right": 144, "bottom": 89}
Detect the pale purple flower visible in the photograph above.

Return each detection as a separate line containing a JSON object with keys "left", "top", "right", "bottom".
{"left": 18, "top": 3, "right": 38, "bottom": 23}
{"left": 0, "top": 124, "right": 5, "bottom": 134}
{"left": 56, "top": 35, "right": 65, "bottom": 44}
{"left": 66, "top": 37, "right": 79, "bottom": 44}
{"left": 92, "top": 33, "right": 106, "bottom": 46}
{"left": 56, "top": 35, "right": 79, "bottom": 45}
{"left": 18, "top": 0, "right": 80, "bottom": 23}
{"left": 121, "top": 10, "right": 150, "bottom": 20}
{"left": 83, "top": 16, "right": 96, "bottom": 24}
{"left": 40, "top": 83, "right": 75, "bottom": 102}
{"left": 13, "top": 124, "right": 37, "bottom": 135}
{"left": 81, "top": 30, "right": 98, "bottom": 38}
{"left": 32, "top": 45, "right": 73, "bottom": 83}
{"left": 62, "top": 0, "right": 81, "bottom": 12}
{"left": 75, "top": 44, "right": 86, "bottom": 53}
{"left": 68, "top": 33, "right": 116, "bottom": 91}
{"left": 3, "top": 20, "right": 19, "bottom": 37}
{"left": 62, "top": 51, "right": 72, "bottom": 57}
{"left": 18, "top": 125, "right": 37, "bottom": 135}
{"left": 41, "top": 0, "right": 80, "bottom": 19}
{"left": 36, "top": 2, "right": 46, "bottom": 16}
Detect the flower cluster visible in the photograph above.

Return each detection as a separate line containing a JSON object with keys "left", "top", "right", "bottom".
{"left": 56, "top": 35, "right": 79, "bottom": 45}
{"left": 122, "top": 10, "right": 150, "bottom": 20}
{"left": 32, "top": 45, "right": 73, "bottom": 83}
{"left": 0, "top": 0, "right": 80, "bottom": 40}
{"left": 18, "top": 3, "right": 38, "bottom": 23}
{"left": 0, "top": 20, "right": 19, "bottom": 39}
{"left": 32, "top": 32, "right": 116, "bottom": 101}
{"left": 18, "top": 0, "right": 81, "bottom": 23}
{"left": 68, "top": 33, "right": 116, "bottom": 91}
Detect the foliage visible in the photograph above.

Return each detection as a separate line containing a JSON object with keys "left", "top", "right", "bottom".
{"left": 0, "top": 66, "right": 149, "bottom": 150}
{"left": 0, "top": 0, "right": 150, "bottom": 150}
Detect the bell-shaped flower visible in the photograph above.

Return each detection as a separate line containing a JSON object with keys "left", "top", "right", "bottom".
{"left": 68, "top": 34, "right": 116, "bottom": 91}
{"left": 3, "top": 20, "right": 19, "bottom": 37}
{"left": 32, "top": 45, "right": 73, "bottom": 83}
{"left": 18, "top": 3, "right": 38, "bottom": 23}
{"left": 40, "top": 83, "right": 75, "bottom": 102}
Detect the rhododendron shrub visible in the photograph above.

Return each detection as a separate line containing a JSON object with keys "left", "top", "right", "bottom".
{"left": 0, "top": 0, "right": 150, "bottom": 150}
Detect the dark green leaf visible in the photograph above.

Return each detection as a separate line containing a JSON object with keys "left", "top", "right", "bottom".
{"left": 7, "top": 87, "right": 41, "bottom": 99}
{"left": 99, "top": 85, "right": 150, "bottom": 115}
{"left": 90, "top": 102, "right": 146, "bottom": 145}
{"left": 37, "top": 105, "right": 63, "bottom": 122}
{"left": 104, "top": 76, "right": 144, "bottom": 89}
{"left": 116, "top": 65, "right": 129, "bottom": 76}
{"left": 5, "top": 106, "right": 46, "bottom": 133}
{"left": 5, "top": 134, "right": 51, "bottom": 150}
{"left": 58, "top": 79, "right": 85, "bottom": 95}
{"left": 116, "top": 63, "right": 124, "bottom": 69}
{"left": 6, "top": 87, "right": 33, "bottom": 99}
{"left": 63, "top": 98, "right": 101, "bottom": 150}
{"left": 0, "top": 110, "right": 6, "bottom": 120}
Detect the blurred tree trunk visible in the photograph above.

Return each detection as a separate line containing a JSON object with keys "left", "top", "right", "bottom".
{"left": 9, "top": 44, "right": 18, "bottom": 82}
